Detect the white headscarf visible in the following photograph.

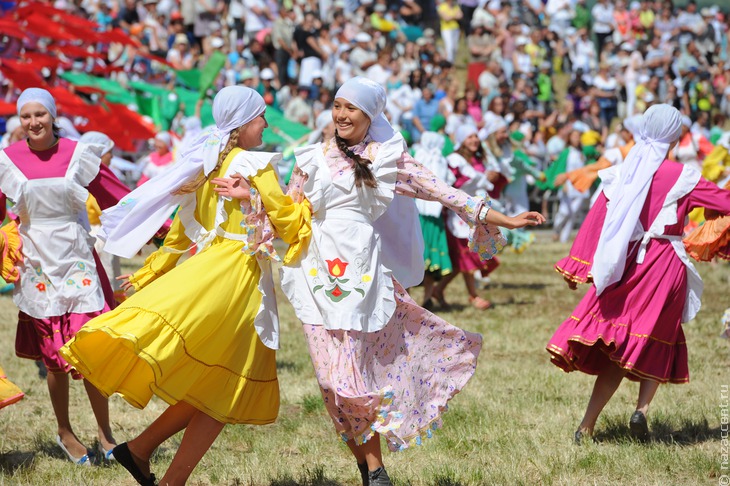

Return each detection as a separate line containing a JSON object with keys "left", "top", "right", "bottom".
{"left": 413, "top": 131, "right": 446, "bottom": 176}
{"left": 479, "top": 112, "right": 507, "bottom": 140}
{"left": 622, "top": 114, "right": 643, "bottom": 138}
{"left": 592, "top": 104, "right": 683, "bottom": 295}
{"left": 155, "top": 131, "right": 173, "bottom": 150}
{"left": 79, "top": 131, "right": 114, "bottom": 155}
{"left": 100, "top": 86, "right": 266, "bottom": 258}
{"left": 335, "top": 77, "right": 395, "bottom": 143}
{"left": 16, "top": 88, "right": 57, "bottom": 119}
{"left": 57, "top": 116, "right": 81, "bottom": 140}
{"left": 454, "top": 124, "right": 479, "bottom": 150}
{"left": 306, "top": 110, "right": 333, "bottom": 145}
{"left": 5, "top": 116, "right": 20, "bottom": 135}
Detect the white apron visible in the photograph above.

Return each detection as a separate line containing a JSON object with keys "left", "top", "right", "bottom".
{"left": 0, "top": 143, "right": 106, "bottom": 318}
{"left": 281, "top": 137, "right": 404, "bottom": 332}
{"left": 603, "top": 163, "right": 703, "bottom": 323}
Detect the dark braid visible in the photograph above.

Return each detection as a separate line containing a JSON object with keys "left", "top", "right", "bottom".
{"left": 335, "top": 130, "right": 377, "bottom": 188}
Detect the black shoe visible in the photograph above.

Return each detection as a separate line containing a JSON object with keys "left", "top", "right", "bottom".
{"left": 422, "top": 298, "right": 434, "bottom": 311}
{"left": 574, "top": 429, "right": 594, "bottom": 445}
{"left": 112, "top": 443, "right": 157, "bottom": 486}
{"left": 369, "top": 467, "right": 393, "bottom": 486}
{"left": 358, "top": 462, "right": 369, "bottom": 486}
{"left": 629, "top": 410, "right": 649, "bottom": 442}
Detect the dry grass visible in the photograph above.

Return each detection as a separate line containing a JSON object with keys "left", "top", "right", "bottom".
{"left": 0, "top": 231, "right": 727, "bottom": 485}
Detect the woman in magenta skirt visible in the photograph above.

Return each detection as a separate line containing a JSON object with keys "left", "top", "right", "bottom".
{"left": 547, "top": 104, "right": 730, "bottom": 443}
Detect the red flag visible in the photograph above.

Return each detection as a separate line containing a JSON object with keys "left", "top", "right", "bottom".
{"left": 52, "top": 44, "right": 105, "bottom": 60}
{"left": 0, "top": 60, "right": 46, "bottom": 89}
{"left": 0, "top": 19, "right": 29, "bottom": 40}
{"left": 23, "top": 13, "right": 76, "bottom": 41}
{"left": 21, "top": 51, "right": 66, "bottom": 69}
{"left": 0, "top": 101, "right": 15, "bottom": 116}
{"left": 96, "top": 28, "right": 140, "bottom": 47}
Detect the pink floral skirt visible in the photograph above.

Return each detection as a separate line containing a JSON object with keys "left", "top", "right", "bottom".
{"left": 303, "top": 281, "right": 482, "bottom": 452}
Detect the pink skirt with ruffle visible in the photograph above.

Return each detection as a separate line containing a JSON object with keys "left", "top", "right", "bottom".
{"left": 303, "top": 281, "right": 482, "bottom": 451}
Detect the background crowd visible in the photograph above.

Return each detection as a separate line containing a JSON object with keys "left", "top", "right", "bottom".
{"left": 2, "top": 0, "right": 730, "bottom": 275}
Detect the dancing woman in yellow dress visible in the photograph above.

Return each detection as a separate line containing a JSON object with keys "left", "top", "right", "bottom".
{"left": 60, "top": 87, "right": 310, "bottom": 485}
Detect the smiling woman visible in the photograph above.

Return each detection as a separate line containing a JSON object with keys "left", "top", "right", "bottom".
{"left": 0, "top": 87, "right": 130, "bottom": 466}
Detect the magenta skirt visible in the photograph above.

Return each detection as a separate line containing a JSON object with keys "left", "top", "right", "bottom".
{"left": 15, "top": 250, "right": 114, "bottom": 377}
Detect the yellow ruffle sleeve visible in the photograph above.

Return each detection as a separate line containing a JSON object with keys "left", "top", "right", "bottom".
{"left": 0, "top": 221, "right": 22, "bottom": 283}
{"left": 249, "top": 165, "right": 311, "bottom": 265}
{"left": 128, "top": 216, "right": 192, "bottom": 291}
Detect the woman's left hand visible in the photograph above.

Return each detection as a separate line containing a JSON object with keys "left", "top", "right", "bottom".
{"left": 508, "top": 211, "right": 546, "bottom": 229}
{"left": 211, "top": 174, "right": 251, "bottom": 200}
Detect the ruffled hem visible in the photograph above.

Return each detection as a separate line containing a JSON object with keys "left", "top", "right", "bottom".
{"left": 547, "top": 312, "right": 689, "bottom": 384}
{"left": 684, "top": 215, "right": 730, "bottom": 262}
{"left": 61, "top": 306, "right": 279, "bottom": 424}
{"left": 343, "top": 387, "right": 447, "bottom": 452}
{"left": 0, "top": 221, "right": 22, "bottom": 283}
{"left": 554, "top": 253, "right": 592, "bottom": 284}
{"left": 467, "top": 198, "right": 507, "bottom": 260}
{"left": 0, "top": 367, "right": 24, "bottom": 409}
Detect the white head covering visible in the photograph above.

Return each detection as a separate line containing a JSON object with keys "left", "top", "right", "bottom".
{"left": 454, "top": 124, "right": 479, "bottom": 150}
{"left": 335, "top": 77, "right": 394, "bottom": 143}
{"left": 16, "top": 88, "right": 57, "bottom": 119}
{"left": 681, "top": 115, "right": 692, "bottom": 128}
{"left": 622, "top": 114, "right": 643, "bottom": 137}
{"left": 179, "top": 117, "right": 203, "bottom": 155}
{"left": 413, "top": 131, "right": 446, "bottom": 173}
{"left": 306, "top": 110, "right": 333, "bottom": 144}
{"left": 479, "top": 112, "right": 507, "bottom": 140}
{"left": 79, "top": 131, "right": 115, "bottom": 155}
{"left": 155, "top": 131, "right": 173, "bottom": 150}
{"left": 5, "top": 116, "right": 20, "bottom": 135}
{"left": 57, "top": 116, "right": 81, "bottom": 140}
{"left": 100, "top": 86, "right": 266, "bottom": 258}
{"left": 592, "top": 104, "right": 683, "bottom": 295}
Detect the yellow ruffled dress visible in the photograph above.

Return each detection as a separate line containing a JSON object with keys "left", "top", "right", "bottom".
{"left": 60, "top": 149, "right": 309, "bottom": 424}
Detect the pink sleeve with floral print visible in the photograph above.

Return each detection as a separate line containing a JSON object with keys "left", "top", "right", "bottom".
{"left": 396, "top": 152, "right": 506, "bottom": 259}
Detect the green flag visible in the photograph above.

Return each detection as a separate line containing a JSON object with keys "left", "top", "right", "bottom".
{"left": 199, "top": 51, "right": 227, "bottom": 95}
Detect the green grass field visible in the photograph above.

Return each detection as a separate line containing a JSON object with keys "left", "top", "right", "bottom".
{"left": 0, "top": 232, "right": 727, "bottom": 485}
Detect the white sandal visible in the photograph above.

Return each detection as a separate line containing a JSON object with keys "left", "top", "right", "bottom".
{"left": 56, "top": 435, "right": 92, "bottom": 466}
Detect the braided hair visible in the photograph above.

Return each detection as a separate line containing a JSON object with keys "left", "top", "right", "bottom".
{"left": 334, "top": 130, "right": 377, "bottom": 188}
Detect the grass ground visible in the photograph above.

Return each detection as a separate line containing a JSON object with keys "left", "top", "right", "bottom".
{"left": 0, "top": 231, "right": 728, "bottom": 485}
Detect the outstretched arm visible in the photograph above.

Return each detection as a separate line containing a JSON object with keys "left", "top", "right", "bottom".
{"left": 395, "top": 152, "right": 545, "bottom": 229}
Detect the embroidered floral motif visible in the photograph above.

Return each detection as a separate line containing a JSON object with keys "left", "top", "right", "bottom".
{"left": 310, "top": 256, "right": 372, "bottom": 302}
{"left": 35, "top": 282, "right": 46, "bottom": 292}
{"left": 326, "top": 258, "right": 348, "bottom": 277}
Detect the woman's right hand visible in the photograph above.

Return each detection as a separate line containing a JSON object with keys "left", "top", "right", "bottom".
{"left": 117, "top": 274, "right": 134, "bottom": 293}
{"left": 211, "top": 174, "right": 252, "bottom": 200}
